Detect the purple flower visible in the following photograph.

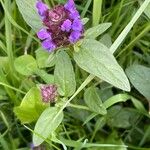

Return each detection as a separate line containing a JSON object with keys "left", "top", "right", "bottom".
{"left": 42, "top": 39, "right": 56, "bottom": 52}
{"left": 64, "top": 0, "right": 75, "bottom": 12}
{"left": 36, "top": 1, "right": 48, "bottom": 17}
{"left": 36, "top": 0, "right": 84, "bottom": 52}
{"left": 61, "top": 19, "right": 72, "bottom": 32}
{"left": 40, "top": 84, "right": 58, "bottom": 103}
{"left": 69, "top": 31, "right": 81, "bottom": 43}
{"left": 72, "top": 19, "right": 83, "bottom": 31}
{"left": 37, "top": 28, "right": 51, "bottom": 40}
{"left": 69, "top": 10, "right": 80, "bottom": 19}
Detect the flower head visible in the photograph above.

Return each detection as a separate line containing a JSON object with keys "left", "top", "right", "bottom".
{"left": 36, "top": 0, "right": 84, "bottom": 52}
{"left": 40, "top": 84, "right": 58, "bottom": 103}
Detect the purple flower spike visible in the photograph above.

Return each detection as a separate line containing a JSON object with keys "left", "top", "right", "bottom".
{"left": 37, "top": 28, "right": 51, "bottom": 40}
{"left": 72, "top": 19, "right": 83, "bottom": 31}
{"left": 61, "top": 19, "right": 72, "bottom": 32}
{"left": 36, "top": 1, "right": 48, "bottom": 16}
{"left": 36, "top": 0, "right": 84, "bottom": 51}
{"left": 69, "top": 31, "right": 81, "bottom": 43}
{"left": 42, "top": 39, "right": 56, "bottom": 52}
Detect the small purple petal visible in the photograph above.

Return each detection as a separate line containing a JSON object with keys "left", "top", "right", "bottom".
{"left": 64, "top": 0, "right": 75, "bottom": 12}
{"left": 37, "top": 28, "right": 51, "bottom": 40}
{"left": 69, "top": 10, "right": 80, "bottom": 19}
{"left": 36, "top": 1, "right": 48, "bottom": 16}
{"left": 69, "top": 31, "right": 81, "bottom": 43}
{"left": 42, "top": 39, "right": 56, "bottom": 51}
{"left": 61, "top": 19, "right": 72, "bottom": 32}
{"left": 72, "top": 19, "right": 83, "bottom": 31}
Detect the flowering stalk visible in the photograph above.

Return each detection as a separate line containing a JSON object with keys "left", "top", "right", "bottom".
{"left": 36, "top": 0, "right": 84, "bottom": 52}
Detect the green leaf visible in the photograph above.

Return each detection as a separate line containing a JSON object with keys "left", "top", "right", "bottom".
{"left": 139, "top": 0, "right": 150, "bottom": 19}
{"left": 16, "top": 0, "right": 43, "bottom": 31}
{"left": 33, "top": 107, "right": 64, "bottom": 146}
{"left": 84, "top": 87, "right": 107, "bottom": 115}
{"left": 0, "top": 57, "right": 9, "bottom": 70}
{"left": 99, "top": 34, "right": 112, "bottom": 48}
{"left": 14, "top": 55, "right": 38, "bottom": 76}
{"left": 36, "top": 49, "right": 55, "bottom": 69}
{"left": 104, "top": 94, "right": 130, "bottom": 109}
{"left": 131, "top": 97, "right": 147, "bottom": 114}
{"left": 74, "top": 39, "right": 130, "bottom": 91}
{"left": 99, "top": 131, "right": 127, "bottom": 150}
{"left": 81, "top": 18, "right": 89, "bottom": 25}
{"left": 107, "top": 106, "right": 139, "bottom": 129}
{"left": 126, "top": 65, "right": 150, "bottom": 100}
{"left": 85, "top": 23, "right": 112, "bottom": 39}
{"left": 92, "top": 0, "right": 102, "bottom": 26}
{"left": 14, "top": 87, "right": 48, "bottom": 123}
{"left": 144, "top": 3, "right": 150, "bottom": 19}
{"left": 35, "top": 69, "right": 54, "bottom": 84}
{"left": 54, "top": 51, "right": 76, "bottom": 97}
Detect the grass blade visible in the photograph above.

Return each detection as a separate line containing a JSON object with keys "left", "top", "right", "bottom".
{"left": 110, "top": 0, "right": 150, "bottom": 54}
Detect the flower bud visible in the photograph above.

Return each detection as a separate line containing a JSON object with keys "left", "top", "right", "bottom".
{"left": 40, "top": 84, "right": 58, "bottom": 103}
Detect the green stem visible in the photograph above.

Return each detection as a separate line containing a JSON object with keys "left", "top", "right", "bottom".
{"left": 50, "top": 0, "right": 55, "bottom": 7}
{"left": 116, "top": 23, "right": 150, "bottom": 57}
{"left": 92, "top": 0, "right": 102, "bottom": 26}
{"left": 81, "top": 0, "right": 92, "bottom": 18}
{"left": 53, "top": 74, "right": 95, "bottom": 124}
{"left": 68, "top": 103, "right": 90, "bottom": 111}
{"left": 0, "top": 0, "right": 39, "bottom": 42}
{"left": 5, "top": 0, "right": 14, "bottom": 72}
{"left": 110, "top": 0, "right": 150, "bottom": 54}
{"left": 0, "top": 82, "right": 26, "bottom": 95}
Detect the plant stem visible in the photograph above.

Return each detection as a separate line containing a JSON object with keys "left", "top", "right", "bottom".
{"left": 53, "top": 74, "right": 95, "bottom": 124}
{"left": 116, "top": 23, "right": 150, "bottom": 57}
{"left": 68, "top": 103, "right": 90, "bottom": 111}
{"left": 92, "top": 0, "right": 102, "bottom": 26}
{"left": 110, "top": 0, "right": 150, "bottom": 54}
{"left": 5, "top": 0, "right": 14, "bottom": 72}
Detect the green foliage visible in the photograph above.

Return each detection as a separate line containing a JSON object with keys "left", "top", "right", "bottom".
{"left": 35, "top": 69, "right": 54, "bottom": 84}
{"left": 99, "top": 131, "right": 127, "bottom": 150}
{"left": 92, "top": 0, "right": 102, "bottom": 26}
{"left": 14, "top": 87, "right": 48, "bottom": 123}
{"left": 126, "top": 65, "right": 150, "bottom": 100}
{"left": 85, "top": 23, "right": 112, "bottom": 39}
{"left": 143, "top": 3, "right": 150, "bottom": 19}
{"left": 84, "top": 86, "right": 107, "bottom": 115}
{"left": 16, "top": 0, "right": 43, "bottom": 31}
{"left": 35, "top": 49, "right": 55, "bottom": 69}
{"left": 74, "top": 39, "right": 130, "bottom": 91}
{"left": 107, "top": 106, "right": 140, "bottom": 129}
{"left": 54, "top": 51, "right": 76, "bottom": 97}
{"left": 14, "top": 55, "right": 38, "bottom": 76}
{"left": 33, "top": 107, "right": 64, "bottom": 146}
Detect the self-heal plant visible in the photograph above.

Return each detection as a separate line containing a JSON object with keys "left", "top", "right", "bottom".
{"left": 36, "top": 0, "right": 84, "bottom": 52}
